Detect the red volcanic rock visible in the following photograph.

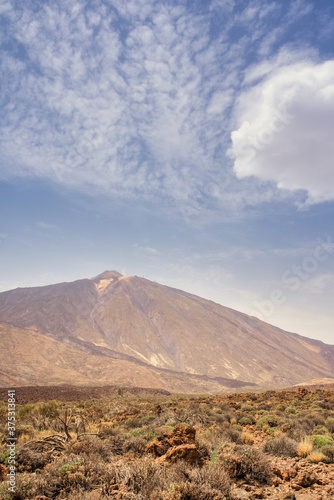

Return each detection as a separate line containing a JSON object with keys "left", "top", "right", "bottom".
{"left": 146, "top": 425, "right": 202, "bottom": 464}
{"left": 157, "top": 443, "right": 202, "bottom": 465}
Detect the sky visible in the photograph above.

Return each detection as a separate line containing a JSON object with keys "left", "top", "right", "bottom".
{"left": 0, "top": 0, "right": 334, "bottom": 345}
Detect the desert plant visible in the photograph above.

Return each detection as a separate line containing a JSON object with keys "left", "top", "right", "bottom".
{"left": 262, "top": 436, "right": 297, "bottom": 457}
{"left": 242, "top": 431, "right": 254, "bottom": 445}
{"left": 220, "top": 444, "right": 272, "bottom": 484}
{"left": 256, "top": 414, "right": 278, "bottom": 429}
{"left": 325, "top": 417, "right": 334, "bottom": 433}
{"left": 321, "top": 444, "right": 334, "bottom": 463}
{"left": 309, "top": 434, "right": 333, "bottom": 449}
{"left": 308, "top": 451, "right": 326, "bottom": 463}
{"left": 297, "top": 438, "right": 313, "bottom": 458}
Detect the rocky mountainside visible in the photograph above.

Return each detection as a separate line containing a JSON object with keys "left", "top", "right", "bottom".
{"left": 0, "top": 270, "right": 333, "bottom": 392}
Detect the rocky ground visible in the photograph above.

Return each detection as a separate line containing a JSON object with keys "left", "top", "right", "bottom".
{"left": 0, "top": 385, "right": 333, "bottom": 499}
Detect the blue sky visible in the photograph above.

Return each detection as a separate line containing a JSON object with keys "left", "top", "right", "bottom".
{"left": 1, "top": 0, "right": 334, "bottom": 344}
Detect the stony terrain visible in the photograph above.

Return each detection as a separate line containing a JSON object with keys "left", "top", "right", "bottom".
{"left": 1, "top": 385, "right": 333, "bottom": 499}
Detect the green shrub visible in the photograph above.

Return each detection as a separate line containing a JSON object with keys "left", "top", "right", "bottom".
{"left": 238, "top": 417, "right": 253, "bottom": 426}
{"left": 0, "top": 448, "right": 19, "bottom": 467}
{"left": 280, "top": 422, "right": 295, "bottom": 433}
{"left": 309, "top": 434, "right": 333, "bottom": 449}
{"left": 256, "top": 414, "right": 278, "bottom": 429}
{"left": 210, "top": 445, "right": 220, "bottom": 464}
{"left": 17, "top": 403, "right": 35, "bottom": 419}
{"left": 241, "top": 405, "right": 253, "bottom": 412}
{"left": 39, "top": 400, "right": 58, "bottom": 417}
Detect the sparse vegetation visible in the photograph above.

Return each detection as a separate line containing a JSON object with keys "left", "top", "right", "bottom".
{"left": 0, "top": 385, "right": 333, "bottom": 499}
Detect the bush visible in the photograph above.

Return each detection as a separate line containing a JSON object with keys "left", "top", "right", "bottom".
{"left": 309, "top": 434, "right": 333, "bottom": 449}
{"left": 242, "top": 432, "right": 254, "bottom": 445}
{"left": 256, "top": 415, "right": 278, "bottom": 429}
{"left": 308, "top": 451, "right": 326, "bottom": 463}
{"left": 38, "top": 401, "right": 58, "bottom": 418}
{"left": 262, "top": 436, "right": 297, "bottom": 457}
{"left": 17, "top": 403, "right": 35, "bottom": 419}
{"left": 238, "top": 417, "right": 253, "bottom": 426}
{"left": 321, "top": 444, "right": 334, "bottom": 463}
{"left": 17, "top": 448, "right": 51, "bottom": 472}
{"left": 297, "top": 438, "right": 313, "bottom": 458}
{"left": 123, "top": 437, "right": 147, "bottom": 455}
{"left": 312, "top": 425, "right": 328, "bottom": 435}
{"left": 220, "top": 444, "right": 272, "bottom": 484}
{"left": 325, "top": 417, "right": 334, "bottom": 433}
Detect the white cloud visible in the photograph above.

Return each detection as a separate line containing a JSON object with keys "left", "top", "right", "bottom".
{"left": 230, "top": 59, "right": 334, "bottom": 205}
{"left": 0, "top": 1, "right": 332, "bottom": 216}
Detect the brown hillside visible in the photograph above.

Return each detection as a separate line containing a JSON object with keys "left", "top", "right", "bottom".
{"left": 0, "top": 271, "right": 333, "bottom": 391}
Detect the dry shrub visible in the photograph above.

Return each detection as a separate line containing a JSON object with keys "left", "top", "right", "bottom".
{"left": 297, "top": 438, "right": 313, "bottom": 458}
{"left": 23, "top": 454, "right": 106, "bottom": 498}
{"left": 308, "top": 451, "right": 326, "bottom": 463}
{"left": 122, "top": 437, "right": 147, "bottom": 455}
{"left": 165, "top": 462, "right": 230, "bottom": 500}
{"left": 242, "top": 432, "right": 254, "bottom": 445}
{"left": 67, "top": 436, "right": 114, "bottom": 462}
{"left": 103, "top": 458, "right": 162, "bottom": 497}
{"left": 262, "top": 436, "right": 297, "bottom": 457}
{"left": 321, "top": 444, "right": 334, "bottom": 463}
{"left": 220, "top": 444, "right": 272, "bottom": 484}
{"left": 165, "top": 481, "right": 226, "bottom": 500}
{"left": 17, "top": 447, "right": 52, "bottom": 472}
{"left": 221, "top": 426, "right": 243, "bottom": 444}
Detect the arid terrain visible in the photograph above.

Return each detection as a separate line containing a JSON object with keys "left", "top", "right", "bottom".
{"left": 1, "top": 271, "right": 334, "bottom": 392}
{"left": 1, "top": 384, "right": 334, "bottom": 499}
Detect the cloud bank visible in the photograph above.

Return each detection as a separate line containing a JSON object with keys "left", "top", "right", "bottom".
{"left": 230, "top": 59, "right": 334, "bottom": 205}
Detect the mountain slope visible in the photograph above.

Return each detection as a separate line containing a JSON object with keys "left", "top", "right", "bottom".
{"left": 0, "top": 270, "right": 333, "bottom": 391}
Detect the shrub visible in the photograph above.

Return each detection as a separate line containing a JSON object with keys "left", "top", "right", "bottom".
{"left": 68, "top": 437, "right": 115, "bottom": 462}
{"left": 239, "top": 417, "right": 253, "bottom": 426}
{"left": 280, "top": 421, "right": 295, "bottom": 433}
{"left": 325, "top": 417, "right": 334, "bottom": 433}
{"left": 59, "top": 457, "right": 82, "bottom": 473}
{"left": 39, "top": 401, "right": 58, "bottom": 418}
{"left": 312, "top": 425, "right": 328, "bottom": 435}
{"left": 242, "top": 432, "right": 254, "bottom": 445}
{"left": 220, "top": 444, "right": 272, "bottom": 484}
{"left": 241, "top": 405, "right": 253, "bottom": 412}
{"left": 308, "top": 451, "right": 326, "bottom": 463}
{"left": 262, "top": 436, "right": 297, "bottom": 457}
{"left": 309, "top": 434, "right": 333, "bottom": 449}
{"left": 256, "top": 415, "right": 278, "bottom": 429}
{"left": 297, "top": 438, "right": 313, "bottom": 458}
{"left": 17, "top": 403, "right": 35, "bottom": 419}
{"left": 17, "top": 447, "right": 51, "bottom": 472}
{"left": 123, "top": 437, "right": 147, "bottom": 455}
{"left": 321, "top": 444, "right": 334, "bottom": 463}
{"left": 221, "top": 426, "right": 243, "bottom": 444}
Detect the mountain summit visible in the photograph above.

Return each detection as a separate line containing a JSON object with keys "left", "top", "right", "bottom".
{"left": 0, "top": 271, "right": 333, "bottom": 392}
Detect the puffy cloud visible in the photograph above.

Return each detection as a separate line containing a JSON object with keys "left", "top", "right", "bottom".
{"left": 229, "top": 59, "right": 334, "bottom": 205}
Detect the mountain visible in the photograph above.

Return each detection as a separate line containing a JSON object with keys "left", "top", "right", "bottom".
{"left": 0, "top": 270, "right": 333, "bottom": 392}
